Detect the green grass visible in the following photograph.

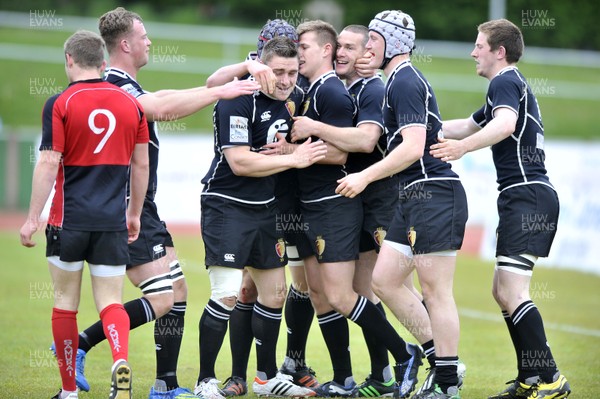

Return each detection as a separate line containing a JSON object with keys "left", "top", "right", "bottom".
{"left": 1, "top": 230, "right": 599, "bottom": 398}
{"left": 1, "top": 26, "right": 599, "bottom": 139}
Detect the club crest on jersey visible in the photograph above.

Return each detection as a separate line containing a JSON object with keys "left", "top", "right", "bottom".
{"left": 229, "top": 116, "right": 249, "bottom": 143}
{"left": 301, "top": 98, "right": 311, "bottom": 116}
{"left": 316, "top": 235, "right": 326, "bottom": 258}
{"left": 408, "top": 227, "right": 417, "bottom": 250}
{"left": 373, "top": 227, "right": 387, "bottom": 248}
{"left": 285, "top": 99, "right": 296, "bottom": 117}
{"left": 275, "top": 238, "right": 286, "bottom": 260}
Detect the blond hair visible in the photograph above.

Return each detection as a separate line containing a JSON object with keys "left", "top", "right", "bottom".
{"left": 98, "top": 7, "right": 143, "bottom": 54}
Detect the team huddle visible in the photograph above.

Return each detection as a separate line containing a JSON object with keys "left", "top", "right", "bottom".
{"left": 19, "top": 6, "right": 571, "bottom": 399}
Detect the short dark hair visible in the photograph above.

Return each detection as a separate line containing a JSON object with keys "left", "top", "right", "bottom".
{"left": 478, "top": 19, "right": 524, "bottom": 63}
{"left": 64, "top": 30, "right": 105, "bottom": 69}
{"left": 260, "top": 36, "right": 298, "bottom": 64}
{"left": 342, "top": 24, "right": 369, "bottom": 48}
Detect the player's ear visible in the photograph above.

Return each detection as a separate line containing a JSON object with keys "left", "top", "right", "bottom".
{"left": 64, "top": 53, "right": 73, "bottom": 67}
{"left": 120, "top": 38, "right": 130, "bottom": 53}
{"left": 496, "top": 45, "right": 507, "bottom": 60}
{"left": 323, "top": 42, "right": 332, "bottom": 58}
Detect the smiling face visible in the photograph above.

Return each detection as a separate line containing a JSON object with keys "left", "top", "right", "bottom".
{"left": 266, "top": 55, "right": 299, "bottom": 100}
{"left": 335, "top": 29, "right": 366, "bottom": 81}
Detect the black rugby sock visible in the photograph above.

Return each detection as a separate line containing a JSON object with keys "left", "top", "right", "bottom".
{"left": 511, "top": 300, "right": 558, "bottom": 382}
{"left": 422, "top": 339, "right": 436, "bottom": 369}
{"left": 198, "top": 300, "right": 231, "bottom": 382}
{"left": 154, "top": 301, "right": 186, "bottom": 390}
{"left": 252, "top": 302, "right": 283, "bottom": 380}
{"left": 284, "top": 285, "right": 314, "bottom": 370}
{"left": 318, "top": 311, "right": 353, "bottom": 385}
{"left": 361, "top": 302, "right": 390, "bottom": 381}
{"left": 434, "top": 356, "right": 459, "bottom": 392}
{"left": 349, "top": 296, "right": 411, "bottom": 365}
{"left": 229, "top": 301, "right": 255, "bottom": 380}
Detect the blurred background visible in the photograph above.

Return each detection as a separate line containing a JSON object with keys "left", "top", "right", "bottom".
{"left": 1, "top": 0, "right": 599, "bottom": 274}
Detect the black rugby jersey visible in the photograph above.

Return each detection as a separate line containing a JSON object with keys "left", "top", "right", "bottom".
{"left": 346, "top": 75, "right": 386, "bottom": 174}
{"left": 384, "top": 60, "right": 458, "bottom": 187}
{"left": 202, "top": 90, "right": 296, "bottom": 203}
{"left": 471, "top": 66, "right": 551, "bottom": 191}
{"left": 105, "top": 67, "right": 159, "bottom": 201}
{"left": 296, "top": 71, "right": 354, "bottom": 201}
{"left": 237, "top": 53, "right": 307, "bottom": 203}
{"left": 274, "top": 84, "right": 305, "bottom": 202}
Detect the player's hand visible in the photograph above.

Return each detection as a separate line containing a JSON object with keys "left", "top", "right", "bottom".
{"left": 291, "top": 116, "right": 318, "bottom": 142}
{"left": 261, "top": 132, "right": 295, "bottom": 155}
{"left": 220, "top": 77, "right": 260, "bottom": 99}
{"left": 247, "top": 60, "right": 277, "bottom": 94}
{"left": 336, "top": 172, "right": 368, "bottom": 198}
{"left": 292, "top": 137, "right": 328, "bottom": 168}
{"left": 19, "top": 216, "right": 41, "bottom": 247}
{"left": 127, "top": 216, "right": 141, "bottom": 244}
{"left": 430, "top": 138, "right": 467, "bottom": 162}
{"left": 355, "top": 52, "right": 377, "bottom": 78}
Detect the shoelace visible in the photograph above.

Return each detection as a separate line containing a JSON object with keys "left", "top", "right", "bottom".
{"left": 305, "top": 367, "right": 317, "bottom": 377}
{"left": 277, "top": 373, "right": 295, "bottom": 383}
{"left": 503, "top": 379, "right": 540, "bottom": 396}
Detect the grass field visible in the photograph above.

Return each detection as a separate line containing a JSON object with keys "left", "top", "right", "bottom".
{"left": 1, "top": 229, "right": 599, "bottom": 398}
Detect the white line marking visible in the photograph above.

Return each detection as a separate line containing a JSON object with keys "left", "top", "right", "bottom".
{"left": 460, "top": 308, "right": 600, "bottom": 338}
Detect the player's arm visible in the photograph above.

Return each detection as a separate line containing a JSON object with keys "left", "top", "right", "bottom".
{"left": 127, "top": 142, "right": 149, "bottom": 243}
{"left": 137, "top": 79, "right": 260, "bottom": 122}
{"left": 441, "top": 117, "right": 481, "bottom": 140}
{"left": 261, "top": 136, "right": 346, "bottom": 165}
{"left": 206, "top": 59, "right": 276, "bottom": 93}
{"left": 291, "top": 117, "right": 381, "bottom": 153}
{"left": 431, "top": 107, "right": 517, "bottom": 162}
{"left": 224, "top": 138, "right": 327, "bottom": 177}
{"left": 318, "top": 141, "right": 348, "bottom": 165}
{"left": 336, "top": 126, "right": 425, "bottom": 198}
{"left": 20, "top": 150, "right": 61, "bottom": 247}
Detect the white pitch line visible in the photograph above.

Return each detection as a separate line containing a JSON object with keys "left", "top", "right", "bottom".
{"left": 459, "top": 308, "right": 600, "bottom": 338}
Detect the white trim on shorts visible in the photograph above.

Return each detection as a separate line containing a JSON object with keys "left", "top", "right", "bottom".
{"left": 47, "top": 256, "right": 126, "bottom": 277}
{"left": 382, "top": 242, "right": 457, "bottom": 258}
{"left": 382, "top": 240, "right": 413, "bottom": 258}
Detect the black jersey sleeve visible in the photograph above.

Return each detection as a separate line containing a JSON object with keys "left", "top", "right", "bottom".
{"left": 488, "top": 74, "right": 522, "bottom": 116}
{"left": 356, "top": 80, "right": 384, "bottom": 129}
{"left": 217, "top": 95, "right": 254, "bottom": 148}
{"left": 471, "top": 105, "right": 487, "bottom": 128}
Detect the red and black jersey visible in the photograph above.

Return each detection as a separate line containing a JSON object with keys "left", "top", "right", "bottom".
{"left": 41, "top": 78, "right": 149, "bottom": 231}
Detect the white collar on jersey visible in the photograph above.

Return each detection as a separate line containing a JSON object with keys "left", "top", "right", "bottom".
{"left": 495, "top": 65, "right": 519, "bottom": 78}
{"left": 306, "top": 70, "right": 337, "bottom": 93}
{"left": 388, "top": 59, "right": 413, "bottom": 80}
{"left": 104, "top": 66, "right": 138, "bottom": 84}
{"left": 346, "top": 73, "right": 383, "bottom": 90}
